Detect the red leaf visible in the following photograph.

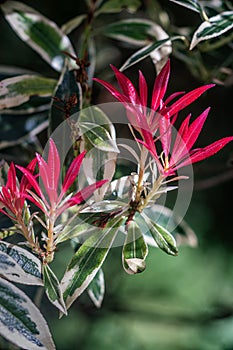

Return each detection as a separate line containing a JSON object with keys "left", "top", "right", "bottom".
{"left": 151, "top": 59, "right": 170, "bottom": 112}
{"left": 62, "top": 151, "right": 86, "bottom": 194}
{"left": 67, "top": 180, "right": 108, "bottom": 206}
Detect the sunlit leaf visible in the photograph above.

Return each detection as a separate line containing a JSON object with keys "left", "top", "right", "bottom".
{"left": 0, "top": 277, "right": 55, "bottom": 350}
{"left": 0, "top": 241, "right": 43, "bottom": 285}
{"left": 169, "top": 0, "right": 202, "bottom": 13}
{"left": 1, "top": 0, "right": 76, "bottom": 71}
{"left": 43, "top": 265, "right": 67, "bottom": 315}
{"left": 87, "top": 268, "right": 105, "bottom": 308}
{"left": 122, "top": 220, "right": 148, "bottom": 274}
{"left": 142, "top": 213, "right": 178, "bottom": 256}
{"left": 190, "top": 11, "right": 233, "bottom": 49}
{"left": 61, "top": 218, "right": 123, "bottom": 310}
{"left": 0, "top": 75, "right": 56, "bottom": 109}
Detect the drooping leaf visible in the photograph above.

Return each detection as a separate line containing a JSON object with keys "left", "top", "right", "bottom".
{"left": 87, "top": 268, "right": 105, "bottom": 308}
{"left": 1, "top": 1, "right": 76, "bottom": 72}
{"left": 141, "top": 213, "right": 178, "bottom": 256}
{"left": 61, "top": 218, "right": 123, "bottom": 310}
{"left": 142, "top": 204, "right": 197, "bottom": 247}
{"left": 95, "top": 0, "right": 141, "bottom": 16}
{"left": 190, "top": 11, "right": 233, "bottom": 50}
{"left": 49, "top": 59, "right": 82, "bottom": 134}
{"left": 103, "top": 19, "right": 160, "bottom": 46}
{"left": 0, "top": 241, "right": 43, "bottom": 285}
{"left": 0, "top": 75, "right": 56, "bottom": 109}
{"left": 122, "top": 220, "right": 148, "bottom": 274}
{"left": 169, "top": 0, "right": 202, "bottom": 13}
{"left": 61, "top": 14, "right": 86, "bottom": 35}
{"left": 43, "top": 265, "right": 67, "bottom": 315}
{"left": 0, "top": 277, "right": 55, "bottom": 350}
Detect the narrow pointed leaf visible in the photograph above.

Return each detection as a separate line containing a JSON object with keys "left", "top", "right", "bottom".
{"left": 43, "top": 265, "right": 67, "bottom": 315}
{"left": 122, "top": 220, "right": 148, "bottom": 274}
{"left": 62, "top": 151, "right": 86, "bottom": 194}
{"left": 0, "top": 241, "right": 43, "bottom": 285}
{"left": 1, "top": 1, "right": 76, "bottom": 71}
{"left": 87, "top": 268, "right": 105, "bottom": 308}
{"left": 0, "top": 277, "right": 55, "bottom": 350}
{"left": 151, "top": 59, "right": 170, "bottom": 112}
{"left": 0, "top": 75, "right": 56, "bottom": 109}
{"left": 120, "top": 37, "right": 178, "bottom": 72}
{"left": 49, "top": 59, "right": 82, "bottom": 134}
{"left": 61, "top": 14, "right": 86, "bottom": 35}
{"left": 169, "top": 0, "right": 202, "bottom": 13}
{"left": 61, "top": 218, "right": 123, "bottom": 310}
{"left": 142, "top": 213, "right": 178, "bottom": 255}
{"left": 190, "top": 11, "right": 233, "bottom": 50}
{"left": 67, "top": 180, "right": 108, "bottom": 206}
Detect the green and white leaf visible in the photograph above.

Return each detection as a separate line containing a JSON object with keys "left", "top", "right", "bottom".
{"left": 169, "top": 0, "right": 202, "bottom": 13}
{"left": 142, "top": 213, "right": 178, "bottom": 256}
{"left": 95, "top": 0, "right": 141, "bottom": 16}
{"left": 190, "top": 11, "right": 233, "bottom": 50}
{"left": 105, "top": 175, "right": 131, "bottom": 201}
{"left": 87, "top": 268, "right": 105, "bottom": 308}
{"left": 1, "top": 1, "right": 76, "bottom": 72}
{"left": 120, "top": 37, "right": 173, "bottom": 72}
{"left": 0, "top": 75, "right": 56, "bottom": 109}
{"left": 79, "top": 121, "right": 119, "bottom": 153}
{"left": 0, "top": 277, "right": 55, "bottom": 350}
{"left": 43, "top": 265, "right": 67, "bottom": 315}
{"left": 122, "top": 221, "right": 148, "bottom": 274}
{"left": 56, "top": 218, "right": 98, "bottom": 244}
{"left": 0, "top": 241, "right": 43, "bottom": 285}
{"left": 61, "top": 218, "right": 123, "bottom": 310}
{"left": 49, "top": 58, "right": 82, "bottom": 134}
{"left": 81, "top": 200, "right": 126, "bottom": 213}
{"left": 104, "top": 19, "right": 163, "bottom": 47}
{"left": 61, "top": 14, "right": 86, "bottom": 35}
{"left": 79, "top": 106, "right": 118, "bottom": 201}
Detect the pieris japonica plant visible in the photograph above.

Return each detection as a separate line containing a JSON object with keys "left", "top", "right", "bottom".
{"left": 0, "top": 1, "right": 233, "bottom": 349}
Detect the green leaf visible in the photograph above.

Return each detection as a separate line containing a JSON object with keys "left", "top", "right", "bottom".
{"left": 96, "top": 0, "right": 141, "bottom": 16}
{"left": 79, "top": 106, "right": 118, "bottom": 201}
{"left": 0, "top": 277, "right": 55, "bottom": 350}
{"left": 0, "top": 241, "right": 43, "bottom": 285}
{"left": 79, "top": 121, "right": 119, "bottom": 152}
{"left": 1, "top": 1, "right": 76, "bottom": 72}
{"left": 142, "top": 213, "right": 178, "bottom": 256}
{"left": 122, "top": 221, "right": 148, "bottom": 274}
{"left": 169, "top": 0, "right": 202, "bottom": 13}
{"left": 56, "top": 218, "right": 98, "bottom": 244}
{"left": 104, "top": 19, "right": 160, "bottom": 46}
{"left": 61, "top": 14, "right": 86, "bottom": 35}
{"left": 49, "top": 59, "right": 82, "bottom": 134}
{"left": 61, "top": 218, "right": 123, "bottom": 310}
{"left": 0, "top": 75, "right": 56, "bottom": 109}
{"left": 87, "top": 268, "right": 105, "bottom": 308}
{"left": 190, "top": 11, "right": 233, "bottom": 50}
{"left": 120, "top": 37, "right": 172, "bottom": 71}
{"left": 43, "top": 265, "right": 67, "bottom": 315}
{"left": 143, "top": 204, "right": 197, "bottom": 247}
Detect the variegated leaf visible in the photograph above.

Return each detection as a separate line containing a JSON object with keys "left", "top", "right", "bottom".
{"left": 141, "top": 213, "right": 178, "bottom": 256}
{"left": 61, "top": 14, "right": 86, "bottom": 35}
{"left": 0, "top": 277, "right": 55, "bottom": 350}
{"left": 87, "top": 268, "right": 105, "bottom": 308}
{"left": 43, "top": 265, "right": 67, "bottom": 315}
{"left": 169, "top": 0, "right": 202, "bottom": 13}
{"left": 95, "top": 0, "right": 140, "bottom": 16}
{"left": 190, "top": 11, "right": 233, "bottom": 50}
{"left": 1, "top": 1, "right": 76, "bottom": 72}
{"left": 104, "top": 19, "right": 163, "bottom": 47}
{"left": 122, "top": 221, "right": 148, "bottom": 274}
{"left": 0, "top": 241, "right": 43, "bottom": 285}
{"left": 61, "top": 218, "right": 123, "bottom": 310}
{"left": 0, "top": 75, "right": 56, "bottom": 109}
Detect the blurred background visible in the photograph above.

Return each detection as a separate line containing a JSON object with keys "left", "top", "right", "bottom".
{"left": 0, "top": 1, "right": 233, "bottom": 349}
